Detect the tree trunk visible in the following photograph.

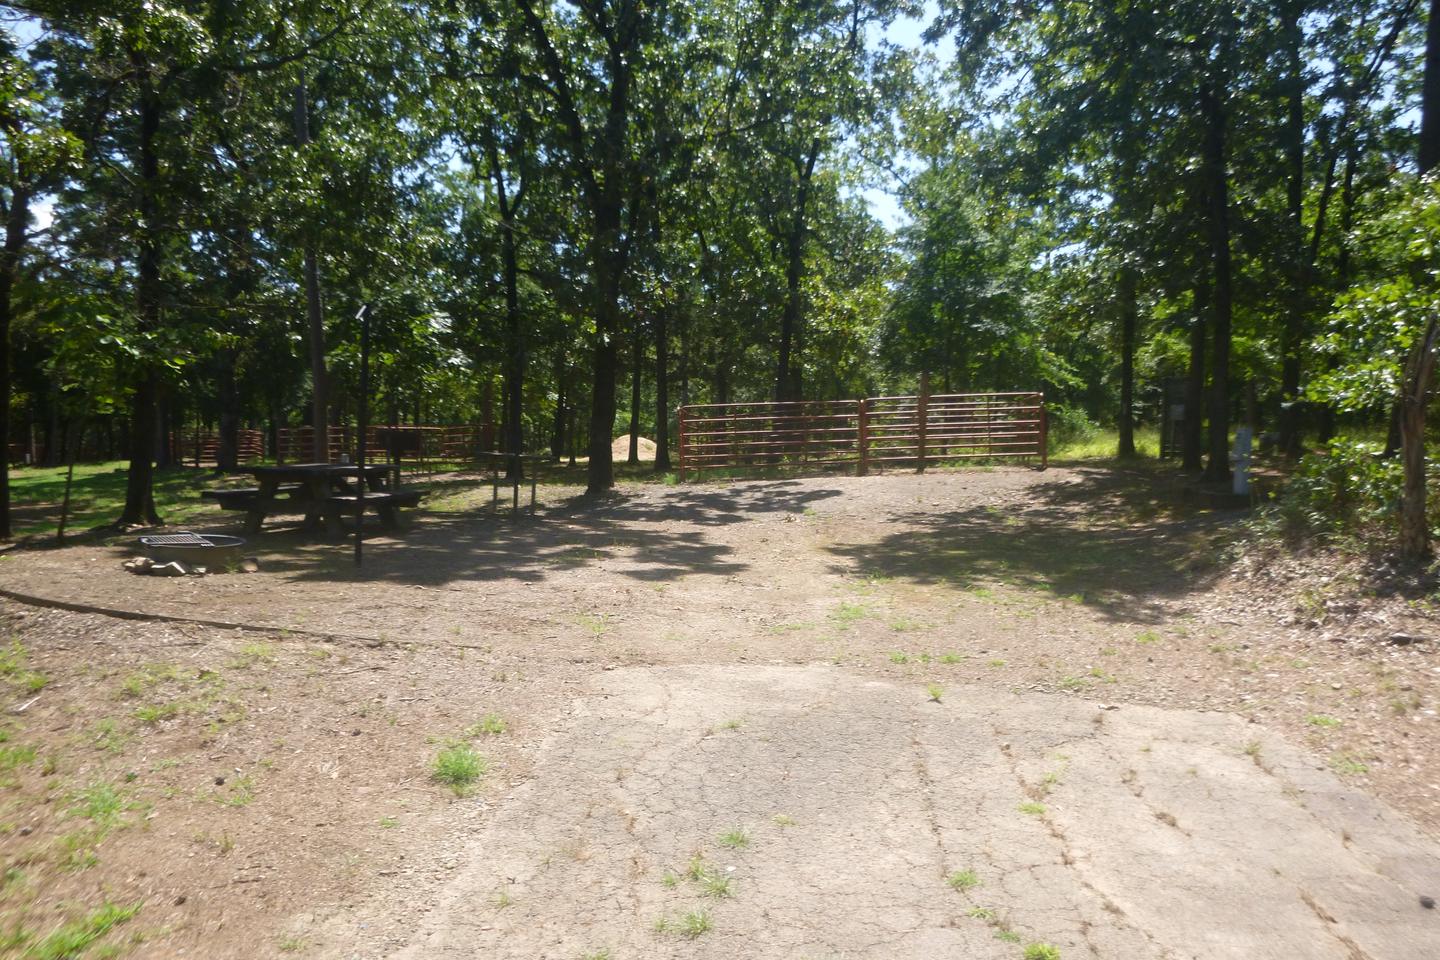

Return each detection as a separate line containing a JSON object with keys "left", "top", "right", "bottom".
{"left": 1201, "top": 73, "right": 1234, "bottom": 485}
{"left": 1117, "top": 263, "right": 1138, "bottom": 458}
{"left": 119, "top": 62, "right": 162, "bottom": 526}
{"left": 551, "top": 352, "right": 566, "bottom": 462}
{"left": 1183, "top": 278, "right": 1208, "bottom": 472}
{"left": 1277, "top": 1, "right": 1308, "bottom": 457}
{"left": 654, "top": 302, "right": 672, "bottom": 472}
{"left": 1397, "top": 0, "right": 1440, "bottom": 559}
{"left": 586, "top": 203, "right": 623, "bottom": 494}
{"left": 776, "top": 139, "right": 820, "bottom": 404}
{"left": 628, "top": 318, "right": 642, "bottom": 464}
{"left": 0, "top": 184, "right": 27, "bottom": 539}
{"left": 295, "top": 76, "right": 328, "bottom": 464}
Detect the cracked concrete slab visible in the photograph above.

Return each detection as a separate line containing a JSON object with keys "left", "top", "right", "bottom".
{"left": 319, "top": 665, "right": 1440, "bottom": 959}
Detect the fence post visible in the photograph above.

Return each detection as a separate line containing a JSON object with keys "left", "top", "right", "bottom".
{"left": 1039, "top": 395, "right": 1049, "bottom": 470}
{"left": 857, "top": 398, "right": 869, "bottom": 476}
{"left": 916, "top": 371, "right": 930, "bottom": 473}
{"left": 677, "top": 406, "right": 688, "bottom": 482}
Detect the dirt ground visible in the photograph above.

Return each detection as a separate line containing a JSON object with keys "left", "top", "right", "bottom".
{"left": 0, "top": 465, "right": 1437, "bottom": 958}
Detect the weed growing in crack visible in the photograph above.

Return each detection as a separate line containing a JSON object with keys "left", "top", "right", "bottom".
{"left": 1024, "top": 945, "right": 1061, "bottom": 960}
{"left": 927, "top": 683, "right": 945, "bottom": 703}
{"left": 772, "top": 814, "right": 796, "bottom": 828}
{"left": 718, "top": 826, "right": 750, "bottom": 850}
{"left": 654, "top": 910, "right": 713, "bottom": 939}
{"left": 967, "top": 907, "right": 996, "bottom": 921}
{"left": 1306, "top": 714, "right": 1341, "bottom": 728}
{"left": 947, "top": 869, "right": 980, "bottom": 891}
{"left": 1018, "top": 801, "right": 1046, "bottom": 816}
{"left": 580, "top": 950, "right": 613, "bottom": 960}
{"left": 995, "top": 929, "right": 1021, "bottom": 943}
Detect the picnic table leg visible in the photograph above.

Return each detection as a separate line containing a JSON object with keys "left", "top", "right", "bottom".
{"left": 244, "top": 508, "right": 263, "bottom": 536}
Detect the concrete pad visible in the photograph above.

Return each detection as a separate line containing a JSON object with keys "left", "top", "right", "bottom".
{"left": 323, "top": 666, "right": 1440, "bottom": 959}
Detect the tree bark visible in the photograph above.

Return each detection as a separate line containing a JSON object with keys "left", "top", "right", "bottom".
{"left": 119, "top": 61, "right": 162, "bottom": 526}
{"left": 1117, "top": 263, "right": 1138, "bottom": 458}
{"left": 1183, "top": 277, "right": 1208, "bottom": 472}
{"left": 1397, "top": 0, "right": 1440, "bottom": 559}
{"left": 1200, "top": 73, "right": 1234, "bottom": 485}
{"left": 1277, "top": 1, "right": 1308, "bottom": 457}
{"left": 0, "top": 183, "right": 27, "bottom": 539}
{"left": 295, "top": 75, "right": 328, "bottom": 463}
{"left": 776, "top": 138, "right": 820, "bottom": 404}
{"left": 628, "top": 316, "right": 642, "bottom": 463}
{"left": 654, "top": 301, "right": 672, "bottom": 472}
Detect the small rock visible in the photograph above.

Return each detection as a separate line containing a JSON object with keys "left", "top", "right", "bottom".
{"left": 239, "top": 557, "right": 261, "bottom": 573}
{"left": 18, "top": 825, "right": 31, "bottom": 836}
{"left": 174, "top": 895, "right": 187, "bottom": 906}
{"left": 1422, "top": 895, "right": 1436, "bottom": 910}
{"left": 1388, "top": 632, "right": 1423, "bottom": 646}
{"left": 214, "top": 776, "right": 226, "bottom": 786}
{"left": 188, "top": 565, "right": 208, "bottom": 577}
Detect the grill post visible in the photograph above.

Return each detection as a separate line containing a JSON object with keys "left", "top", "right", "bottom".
{"left": 916, "top": 371, "right": 930, "bottom": 473}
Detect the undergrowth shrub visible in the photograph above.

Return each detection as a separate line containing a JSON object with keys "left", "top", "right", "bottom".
{"left": 1259, "top": 439, "right": 1406, "bottom": 543}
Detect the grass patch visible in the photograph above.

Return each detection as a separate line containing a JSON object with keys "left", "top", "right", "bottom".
{"left": 717, "top": 826, "right": 750, "bottom": 850}
{"left": 465, "top": 714, "right": 507, "bottom": 737}
{"left": 1330, "top": 753, "right": 1369, "bottom": 776}
{"left": 926, "top": 683, "right": 944, "bottom": 703}
{"left": 654, "top": 910, "right": 712, "bottom": 939}
{"left": 1306, "top": 714, "right": 1342, "bottom": 728}
{"left": 831, "top": 601, "right": 870, "bottom": 629}
{"left": 432, "top": 744, "right": 487, "bottom": 795}
{"left": 947, "top": 869, "right": 980, "bottom": 891}
{"left": 1018, "top": 801, "right": 1046, "bottom": 816}
{"left": 1024, "top": 946, "right": 1061, "bottom": 960}
{"left": 14, "top": 901, "right": 142, "bottom": 960}
{"left": 1135, "top": 630, "right": 1161, "bottom": 645}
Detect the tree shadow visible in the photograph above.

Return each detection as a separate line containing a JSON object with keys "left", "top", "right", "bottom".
{"left": 216, "top": 480, "right": 846, "bottom": 587}
{"left": 826, "top": 466, "right": 1244, "bottom": 622}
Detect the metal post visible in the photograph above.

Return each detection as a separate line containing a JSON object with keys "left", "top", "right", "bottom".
{"left": 916, "top": 372, "right": 930, "bottom": 473}
{"left": 857, "top": 399, "right": 869, "bottom": 476}
{"left": 1039, "top": 395, "right": 1049, "bottom": 470}
{"left": 677, "top": 406, "right": 688, "bottom": 482}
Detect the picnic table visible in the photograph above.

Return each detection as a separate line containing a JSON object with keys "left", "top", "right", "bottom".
{"left": 202, "top": 463, "right": 422, "bottom": 535}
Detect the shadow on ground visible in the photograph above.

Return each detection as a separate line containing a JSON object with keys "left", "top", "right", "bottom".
{"left": 827, "top": 466, "right": 1243, "bottom": 621}
{"left": 223, "top": 480, "right": 845, "bottom": 587}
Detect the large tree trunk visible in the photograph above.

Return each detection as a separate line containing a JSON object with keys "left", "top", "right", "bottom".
{"left": 0, "top": 184, "right": 27, "bottom": 539}
{"left": 654, "top": 301, "right": 672, "bottom": 472}
{"left": 1117, "top": 263, "right": 1138, "bottom": 458}
{"left": 1277, "top": 1, "right": 1308, "bottom": 457}
{"left": 1183, "top": 277, "right": 1208, "bottom": 472}
{"left": 295, "top": 76, "right": 328, "bottom": 464}
{"left": 119, "top": 63, "right": 162, "bottom": 526}
{"left": 1201, "top": 73, "right": 1235, "bottom": 485}
{"left": 1397, "top": 0, "right": 1440, "bottom": 560}
{"left": 776, "top": 139, "right": 820, "bottom": 404}
{"left": 586, "top": 201, "right": 623, "bottom": 494}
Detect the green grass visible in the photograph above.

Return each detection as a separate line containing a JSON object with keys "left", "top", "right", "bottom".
{"left": 927, "top": 683, "right": 945, "bottom": 703}
{"left": 7, "top": 461, "right": 222, "bottom": 539}
{"left": 69, "top": 783, "right": 129, "bottom": 827}
{"left": 717, "top": 826, "right": 750, "bottom": 849}
{"left": 1018, "top": 801, "right": 1046, "bottom": 816}
{"left": 947, "top": 869, "right": 980, "bottom": 891}
{"left": 1306, "top": 714, "right": 1342, "bottom": 728}
{"left": 1024, "top": 945, "right": 1062, "bottom": 960}
{"left": 432, "top": 744, "right": 487, "bottom": 795}
{"left": 14, "top": 901, "right": 142, "bottom": 960}
{"left": 466, "top": 713, "right": 507, "bottom": 737}
{"left": 1050, "top": 426, "right": 1160, "bottom": 463}
{"left": 655, "top": 910, "right": 713, "bottom": 939}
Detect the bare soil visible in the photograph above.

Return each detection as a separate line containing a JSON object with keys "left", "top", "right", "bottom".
{"left": 0, "top": 465, "right": 1436, "bottom": 958}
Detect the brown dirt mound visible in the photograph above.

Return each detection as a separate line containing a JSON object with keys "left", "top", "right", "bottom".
{"left": 611, "top": 434, "right": 656, "bottom": 461}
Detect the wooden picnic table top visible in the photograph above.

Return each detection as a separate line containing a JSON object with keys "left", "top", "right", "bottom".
{"left": 249, "top": 463, "right": 390, "bottom": 480}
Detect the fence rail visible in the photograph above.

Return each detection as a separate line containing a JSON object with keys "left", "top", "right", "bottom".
{"left": 677, "top": 391, "right": 1045, "bottom": 480}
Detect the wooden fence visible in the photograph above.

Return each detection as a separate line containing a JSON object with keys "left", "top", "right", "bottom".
{"left": 276, "top": 424, "right": 493, "bottom": 471}
{"left": 677, "top": 391, "right": 1046, "bottom": 480}
{"left": 169, "top": 429, "right": 266, "bottom": 466}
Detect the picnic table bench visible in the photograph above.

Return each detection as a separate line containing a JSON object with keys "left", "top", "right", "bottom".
{"left": 203, "top": 464, "right": 423, "bottom": 535}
